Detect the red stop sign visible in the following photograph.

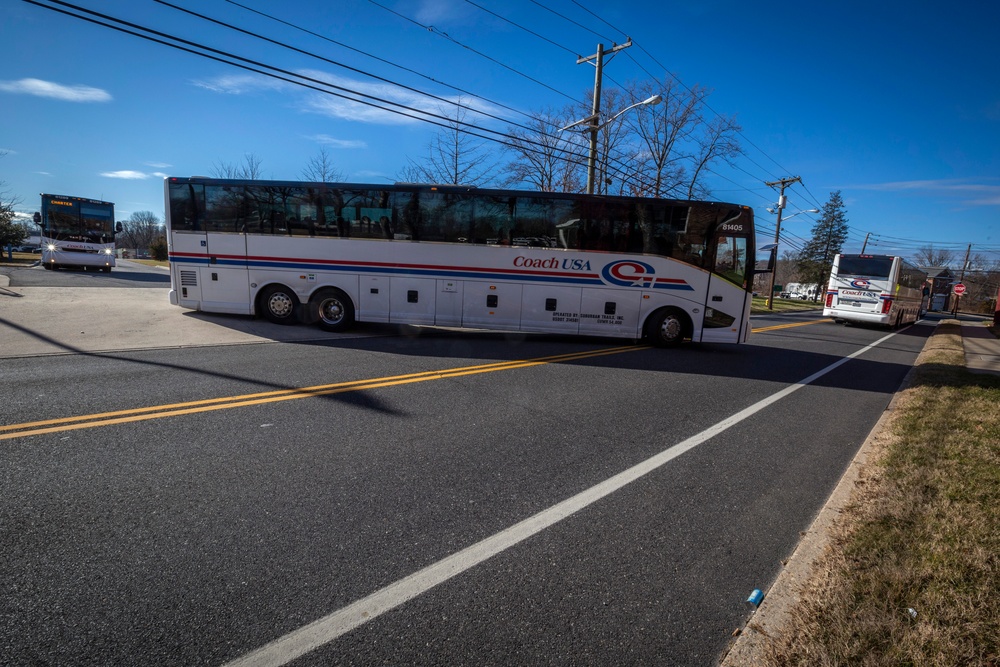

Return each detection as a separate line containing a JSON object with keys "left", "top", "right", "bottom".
{"left": 954, "top": 283, "right": 967, "bottom": 295}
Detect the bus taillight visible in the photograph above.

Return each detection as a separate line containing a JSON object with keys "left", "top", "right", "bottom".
{"left": 882, "top": 298, "right": 893, "bottom": 314}
{"left": 825, "top": 293, "right": 834, "bottom": 308}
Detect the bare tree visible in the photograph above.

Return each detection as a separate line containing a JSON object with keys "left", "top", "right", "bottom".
{"left": 914, "top": 245, "right": 956, "bottom": 267}
{"left": 402, "top": 100, "right": 498, "bottom": 186}
{"left": 1, "top": 150, "right": 26, "bottom": 248}
{"left": 684, "top": 113, "right": 741, "bottom": 200}
{"left": 118, "top": 210, "right": 162, "bottom": 255}
{"left": 502, "top": 108, "right": 584, "bottom": 192}
{"left": 301, "top": 147, "right": 345, "bottom": 183}
{"left": 626, "top": 79, "right": 702, "bottom": 197}
{"left": 212, "top": 153, "right": 264, "bottom": 180}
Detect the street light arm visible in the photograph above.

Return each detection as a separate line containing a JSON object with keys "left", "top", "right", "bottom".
{"left": 558, "top": 114, "right": 600, "bottom": 132}
{"left": 774, "top": 208, "right": 819, "bottom": 221}
{"left": 559, "top": 94, "right": 662, "bottom": 133}
{"left": 594, "top": 94, "right": 663, "bottom": 131}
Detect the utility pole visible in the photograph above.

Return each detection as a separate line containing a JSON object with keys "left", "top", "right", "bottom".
{"left": 860, "top": 232, "right": 870, "bottom": 254}
{"left": 764, "top": 176, "right": 802, "bottom": 310}
{"left": 577, "top": 40, "right": 631, "bottom": 195}
{"left": 952, "top": 243, "right": 972, "bottom": 316}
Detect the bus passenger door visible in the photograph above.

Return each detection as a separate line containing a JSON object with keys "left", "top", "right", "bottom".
{"left": 701, "top": 235, "right": 750, "bottom": 343}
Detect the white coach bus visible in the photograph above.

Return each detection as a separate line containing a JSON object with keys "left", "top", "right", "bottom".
{"left": 823, "top": 253, "right": 927, "bottom": 327}
{"left": 164, "top": 177, "right": 758, "bottom": 347}
{"left": 38, "top": 193, "right": 119, "bottom": 272}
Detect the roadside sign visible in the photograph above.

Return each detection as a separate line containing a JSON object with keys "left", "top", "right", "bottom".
{"left": 954, "top": 283, "right": 967, "bottom": 295}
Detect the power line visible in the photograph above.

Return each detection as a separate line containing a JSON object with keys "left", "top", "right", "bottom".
{"left": 366, "top": 0, "right": 579, "bottom": 103}
{"left": 25, "top": 0, "right": 606, "bottom": 179}
{"left": 221, "top": 0, "right": 535, "bottom": 127}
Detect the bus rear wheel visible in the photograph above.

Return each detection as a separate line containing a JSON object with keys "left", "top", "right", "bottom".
{"left": 310, "top": 288, "right": 355, "bottom": 332}
{"left": 259, "top": 284, "right": 300, "bottom": 325}
{"left": 645, "top": 307, "right": 690, "bottom": 347}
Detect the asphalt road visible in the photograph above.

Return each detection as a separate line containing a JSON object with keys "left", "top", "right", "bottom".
{"left": 0, "top": 264, "right": 930, "bottom": 665}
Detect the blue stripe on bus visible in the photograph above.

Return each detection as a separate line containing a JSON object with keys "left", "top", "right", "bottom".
{"left": 168, "top": 256, "right": 696, "bottom": 291}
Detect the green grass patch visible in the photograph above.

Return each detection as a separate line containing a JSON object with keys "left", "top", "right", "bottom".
{"left": 762, "top": 322, "right": 1000, "bottom": 665}
{"left": 751, "top": 296, "right": 824, "bottom": 314}
{"left": 0, "top": 251, "right": 41, "bottom": 266}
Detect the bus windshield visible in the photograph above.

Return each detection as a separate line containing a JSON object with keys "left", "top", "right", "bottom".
{"left": 39, "top": 194, "right": 118, "bottom": 272}
{"left": 836, "top": 255, "right": 893, "bottom": 278}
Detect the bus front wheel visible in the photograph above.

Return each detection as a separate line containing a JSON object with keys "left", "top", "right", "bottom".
{"left": 259, "top": 284, "right": 300, "bottom": 325}
{"left": 310, "top": 288, "right": 355, "bottom": 332}
{"left": 645, "top": 308, "right": 690, "bottom": 347}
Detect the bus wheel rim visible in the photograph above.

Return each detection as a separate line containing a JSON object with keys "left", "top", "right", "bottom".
{"left": 268, "top": 293, "right": 294, "bottom": 318}
{"left": 661, "top": 315, "right": 681, "bottom": 341}
{"left": 320, "top": 299, "right": 344, "bottom": 324}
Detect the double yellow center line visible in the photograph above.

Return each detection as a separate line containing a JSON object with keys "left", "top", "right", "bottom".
{"left": 2, "top": 319, "right": 828, "bottom": 442}
{"left": 753, "top": 318, "right": 829, "bottom": 333}
{"left": 1, "top": 345, "right": 646, "bottom": 441}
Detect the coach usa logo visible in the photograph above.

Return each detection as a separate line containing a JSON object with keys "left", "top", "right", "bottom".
{"left": 601, "top": 260, "right": 658, "bottom": 288}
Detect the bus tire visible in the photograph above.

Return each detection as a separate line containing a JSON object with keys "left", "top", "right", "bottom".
{"left": 310, "top": 288, "right": 355, "bottom": 332}
{"left": 43, "top": 263, "right": 53, "bottom": 270}
{"left": 259, "top": 284, "right": 300, "bottom": 325}
{"left": 645, "top": 307, "right": 690, "bottom": 347}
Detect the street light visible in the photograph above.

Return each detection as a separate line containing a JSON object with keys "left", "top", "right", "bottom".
{"left": 560, "top": 94, "right": 662, "bottom": 195}
{"left": 765, "top": 202, "right": 819, "bottom": 310}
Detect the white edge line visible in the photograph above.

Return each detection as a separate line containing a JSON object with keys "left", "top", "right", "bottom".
{"left": 225, "top": 330, "right": 897, "bottom": 667}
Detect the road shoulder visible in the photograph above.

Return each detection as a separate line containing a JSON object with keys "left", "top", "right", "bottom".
{"left": 718, "top": 321, "right": 936, "bottom": 665}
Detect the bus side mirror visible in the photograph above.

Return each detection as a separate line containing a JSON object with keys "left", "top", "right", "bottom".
{"left": 754, "top": 243, "right": 777, "bottom": 274}
{"left": 33, "top": 212, "right": 41, "bottom": 224}
{"left": 116, "top": 221, "right": 123, "bottom": 232}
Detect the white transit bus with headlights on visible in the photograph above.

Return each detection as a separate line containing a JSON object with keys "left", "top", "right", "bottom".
{"left": 823, "top": 253, "right": 927, "bottom": 327}
{"left": 164, "top": 177, "right": 757, "bottom": 347}
{"left": 37, "top": 193, "right": 120, "bottom": 272}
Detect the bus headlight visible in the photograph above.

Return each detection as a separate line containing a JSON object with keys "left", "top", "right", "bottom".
{"left": 46, "top": 244, "right": 56, "bottom": 251}
{"left": 104, "top": 248, "right": 113, "bottom": 255}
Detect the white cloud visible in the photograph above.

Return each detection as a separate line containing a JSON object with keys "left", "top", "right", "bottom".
{"left": 100, "top": 170, "right": 151, "bottom": 180}
{"left": 144, "top": 161, "right": 172, "bottom": 169}
{"left": 309, "top": 134, "right": 367, "bottom": 149}
{"left": 852, "top": 179, "right": 1000, "bottom": 207}
{"left": 191, "top": 74, "right": 289, "bottom": 95}
{"left": 192, "top": 68, "right": 508, "bottom": 127}
{"left": 414, "top": 0, "right": 473, "bottom": 25}
{"left": 0, "top": 78, "right": 111, "bottom": 102}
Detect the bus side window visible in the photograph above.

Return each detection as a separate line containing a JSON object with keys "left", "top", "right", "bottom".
{"left": 170, "top": 183, "right": 204, "bottom": 231}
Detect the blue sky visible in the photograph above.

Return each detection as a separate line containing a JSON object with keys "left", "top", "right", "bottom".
{"left": 3, "top": 0, "right": 999, "bottom": 264}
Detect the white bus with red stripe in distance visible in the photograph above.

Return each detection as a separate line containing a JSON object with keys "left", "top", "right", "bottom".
{"left": 823, "top": 253, "right": 928, "bottom": 327}
{"left": 164, "top": 177, "right": 758, "bottom": 347}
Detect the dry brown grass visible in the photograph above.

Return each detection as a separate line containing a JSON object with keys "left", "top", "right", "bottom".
{"left": 758, "top": 322, "right": 1000, "bottom": 666}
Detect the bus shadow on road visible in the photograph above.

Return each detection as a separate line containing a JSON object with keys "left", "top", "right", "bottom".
{"left": 258, "top": 317, "right": 937, "bottom": 397}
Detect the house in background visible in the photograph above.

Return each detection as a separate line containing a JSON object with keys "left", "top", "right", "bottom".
{"left": 920, "top": 266, "right": 954, "bottom": 311}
